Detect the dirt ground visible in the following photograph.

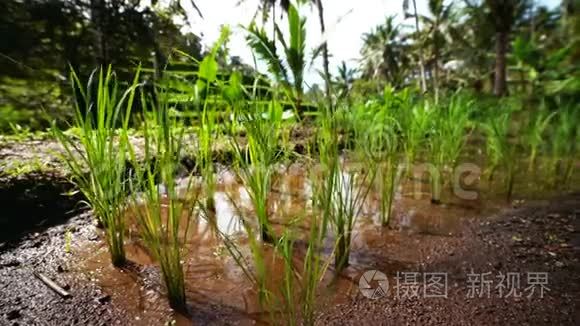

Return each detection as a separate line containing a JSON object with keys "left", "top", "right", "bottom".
{"left": 317, "top": 193, "right": 580, "bottom": 325}
{"left": 1, "top": 136, "right": 578, "bottom": 325}
{"left": 1, "top": 188, "right": 578, "bottom": 325}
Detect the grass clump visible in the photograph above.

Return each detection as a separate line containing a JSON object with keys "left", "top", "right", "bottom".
{"left": 227, "top": 97, "right": 286, "bottom": 243}
{"left": 482, "top": 102, "right": 517, "bottom": 201}
{"left": 428, "top": 93, "right": 472, "bottom": 204}
{"left": 127, "top": 87, "right": 197, "bottom": 312}
{"left": 52, "top": 67, "right": 139, "bottom": 267}
{"left": 548, "top": 104, "right": 578, "bottom": 188}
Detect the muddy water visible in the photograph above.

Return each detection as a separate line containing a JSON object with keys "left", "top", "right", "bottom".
{"left": 73, "top": 161, "right": 561, "bottom": 325}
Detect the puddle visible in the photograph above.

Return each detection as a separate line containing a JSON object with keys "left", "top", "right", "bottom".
{"left": 70, "top": 159, "right": 576, "bottom": 324}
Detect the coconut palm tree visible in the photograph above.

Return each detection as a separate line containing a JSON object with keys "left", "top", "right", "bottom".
{"left": 418, "top": 0, "right": 459, "bottom": 102}
{"left": 484, "top": 0, "right": 530, "bottom": 96}
{"left": 359, "top": 16, "right": 409, "bottom": 88}
{"left": 403, "top": 0, "right": 428, "bottom": 92}
{"left": 333, "top": 61, "right": 356, "bottom": 101}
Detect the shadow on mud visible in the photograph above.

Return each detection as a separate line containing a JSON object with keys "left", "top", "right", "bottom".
{"left": 0, "top": 173, "right": 84, "bottom": 247}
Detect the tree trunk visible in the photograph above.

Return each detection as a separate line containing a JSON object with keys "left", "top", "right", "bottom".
{"left": 150, "top": 16, "right": 166, "bottom": 81}
{"left": 412, "top": 0, "right": 428, "bottom": 93}
{"left": 315, "top": 0, "right": 332, "bottom": 109}
{"left": 90, "top": 0, "right": 107, "bottom": 67}
{"left": 433, "top": 30, "right": 440, "bottom": 103}
{"left": 493, "top": 31, "right": 508, "bottom": 96}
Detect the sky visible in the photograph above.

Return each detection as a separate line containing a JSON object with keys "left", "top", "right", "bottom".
{"left": 182, "top": 0, "right": 562, "bottom": 87}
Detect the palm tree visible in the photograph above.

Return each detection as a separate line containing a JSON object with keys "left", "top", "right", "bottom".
{"left": 403, "top": 0, "right": 428, "bottom": 92}
{"left": 484, "top": 0, "right": 530, "bottom": 96}
{"left": 333, "top": 61, "right": 356, "bottom": 101}
{"left": 246, "top": 3, "right": 306, "bottom": 109}
{"left": 359, "top": 16, "right": 408, "bottom": 88}
{"left": 240, "top": 0, "right": 331, "bottom": 104}
{"left": 313, "top": 0, "right": 331, "bottom": 105}
{"left": 418, "top": 0, "right": 458, "bottom": 102}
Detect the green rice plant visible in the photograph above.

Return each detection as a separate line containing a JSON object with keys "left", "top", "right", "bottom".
{"left": 370, "top": 121, "right": 401, "bottom": 226}
{"left": 332, "top": 162, "right": 375, "bottom": 272}
{"left": 401, "top": 99, "right": 432, "bottom": 175}
{"left": 482, "top": 105, "right": 516, "bottom": 201}
{"left": 549, "top": 104, "right": 578, "bottom": 188}
{"left": 52, "top": 66, "right": 140, "bottom": 267}
{"left": 298, "top": 211, "right": 331, "bottom": 325}
{"left": 428, "top": 93, "right": 473, "bottom": 204}
{"left": 318, "top": 106, "right": 375, "bottom": 272}
{"left": 346, "top": 97, "right": 401, "bottom": 226}
{"left": 197, "top": 107, "right": 217, "bottom": 213}
{"left": 193, "top": 27, "right": 230, "bottom": 214}
{"left": 127, "top": 86, "right": 197, "bottom": 312}
{"left": 215, "top": 161, "right": 332, "bottom": 325}
{"left": 274, "top": 207, "right": 332, "bottom": 325}
{"left": 524, "top": 105, "right": 556, "bottom": 172}
{"left": 228, "top": 99, "right": 286, "bottom": 243}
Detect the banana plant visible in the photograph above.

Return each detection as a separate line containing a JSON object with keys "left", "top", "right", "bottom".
{"left": 246, "top": 3, "right": 306, "bottom": 111}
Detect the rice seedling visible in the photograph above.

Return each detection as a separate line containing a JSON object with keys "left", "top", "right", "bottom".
{"left": 274, "top": 207, "right": 332, "bottom": 325}
{"left": 482, "top": 105, "right": 516, "bottom": 201}
{"left": 318, "top": 106, "right": 376, "bottom": 271}
{"left": 177, "top": 27, "right": 231, "bottom": 215}
{"left": 197, "top": 107, "right": 217, "bottom": 213}
{"left": 548, "top": 104, "right": 578, "bottom": 188}
{"left": 127, "top": 85, "right": 197, "bottom": 312}
{"left": 347, "top": 97, "right": 401, "bottom": 226}
{"left": 400, "top": 98, "right": 432, "bottom": 176}
{"left": 227, "top": 98, "right": 286, "bottom": 243}
{"left": 524, "top": 105, "right": 556, "bottom": 172}
{"left": 428, "top": 93, "right": 473, "bottom": 204}
{"left": 52, "top": 66, "right": 140, "bottom": 267}
{"left": 371, "top": 122, "right": 401, "bottom": 226}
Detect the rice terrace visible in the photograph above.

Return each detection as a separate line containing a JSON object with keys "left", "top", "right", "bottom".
{"left": 0, "top": 0, "right": 578, "bottom": 325}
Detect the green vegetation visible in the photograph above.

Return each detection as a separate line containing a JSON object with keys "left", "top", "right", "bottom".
{"left": 428, "top": 93, "right": 473, "bottom": 203}
{"left": 52, "top": 67, "right": 139, "bottom": 267}
{"left": 4, "top": 0, "right": 579, "bottom": 323}
{"left": 482, "top": 101, "right": 518, "bottom": 201}
{"left": 127, "top": 86, "right": 197, "bottom": 312}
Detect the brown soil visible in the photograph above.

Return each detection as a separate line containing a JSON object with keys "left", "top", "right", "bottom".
{"left": 1, "top": 166, "right": 579, "bottom": 325}
{"left": 317, "top": 193, "right": 580, "bottom": 325}
{"left": 1, "top": 136, "right": 579, "bottom": 325}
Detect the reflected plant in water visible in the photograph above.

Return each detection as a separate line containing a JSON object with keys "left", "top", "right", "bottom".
{"left": 53, "top": 67, "right": 140, "bottom": 267}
